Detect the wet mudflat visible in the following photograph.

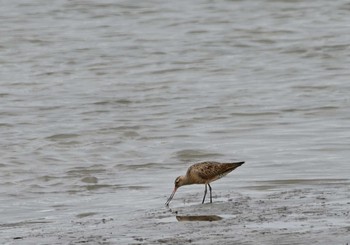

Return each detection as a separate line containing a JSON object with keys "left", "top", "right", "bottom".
{"left": 3, "top": 179, "right": 349, "bottom": 244}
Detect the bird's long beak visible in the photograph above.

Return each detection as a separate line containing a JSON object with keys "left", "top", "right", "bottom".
{"left": 165, "top": 187, "right": 177, "bottom": 206}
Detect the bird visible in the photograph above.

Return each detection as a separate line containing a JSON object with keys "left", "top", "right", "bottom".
{"left": 165, "top": 161, "right": 245, "bottom": 206}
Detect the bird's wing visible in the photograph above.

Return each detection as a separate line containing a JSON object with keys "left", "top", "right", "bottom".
{"left": 187, "top": 161, "right": 229, "bottom": 181}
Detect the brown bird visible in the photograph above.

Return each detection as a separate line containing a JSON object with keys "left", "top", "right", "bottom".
{"left": 165, "top": 161, "right": 245, "bottom": 206}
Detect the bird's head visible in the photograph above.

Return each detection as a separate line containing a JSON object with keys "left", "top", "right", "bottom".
{"left": 174, "top": 175, "right": 186, "bottom": 188}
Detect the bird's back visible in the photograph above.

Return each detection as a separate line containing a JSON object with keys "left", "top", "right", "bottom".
{"left": 186, "top": 161, "right": 244, "bottom": 184}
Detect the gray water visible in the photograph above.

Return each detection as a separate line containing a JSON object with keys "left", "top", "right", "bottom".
{"left": 1, "top": 0, "right": 350, "bottom": 244}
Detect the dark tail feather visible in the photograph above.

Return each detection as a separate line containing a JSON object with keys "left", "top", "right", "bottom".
{"left": 235, "top": 161, "right": 245, "bottom": 165}
{"left": 229, "top": 161, "right": 245, "bottom": 168}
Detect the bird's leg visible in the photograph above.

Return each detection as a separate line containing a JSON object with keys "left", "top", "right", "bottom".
{"left": 208, "top": 183, "right": 212, "bottom": 203}
{"left": 202, "top": 184, "right": 207, "bottom": 204}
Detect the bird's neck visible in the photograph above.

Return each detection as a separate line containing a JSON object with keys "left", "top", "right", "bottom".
{"left": 181, "top": 175, "right": 191, "bottom": 186}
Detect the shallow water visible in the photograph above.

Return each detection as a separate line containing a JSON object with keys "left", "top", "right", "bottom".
{"left": 1, "top": 0, "right": 350, "bottom": 244}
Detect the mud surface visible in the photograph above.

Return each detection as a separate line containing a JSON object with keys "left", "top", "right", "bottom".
{"left": 2, "top": 179, "right": 349, "bottom": 244}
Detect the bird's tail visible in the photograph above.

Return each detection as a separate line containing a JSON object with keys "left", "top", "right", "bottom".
{"left": 229, "top": 161, "right": 245, "bottom": 168}
{"left": 231, "top": 162, "right": 244, "bottom": 167}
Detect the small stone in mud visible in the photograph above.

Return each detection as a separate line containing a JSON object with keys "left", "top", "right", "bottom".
{"left": 101, "top": 218, "right": 113, "bottom": 223}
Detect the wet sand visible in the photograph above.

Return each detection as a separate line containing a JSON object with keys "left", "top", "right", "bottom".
{"left": 2, "top": 179, "right": 349, "bottom": 244}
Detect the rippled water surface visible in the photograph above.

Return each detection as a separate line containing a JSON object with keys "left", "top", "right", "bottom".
{"left": 1, "top": 0, "right": 350, "bottom": 244}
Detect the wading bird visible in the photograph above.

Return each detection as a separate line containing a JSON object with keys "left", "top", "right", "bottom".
{"left": 165, "top": 161, "right": 244, "bottom": 206}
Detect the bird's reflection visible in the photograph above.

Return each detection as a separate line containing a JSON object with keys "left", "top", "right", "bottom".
{"left": 176, "top": 215, "right": 223, "bottom": 222}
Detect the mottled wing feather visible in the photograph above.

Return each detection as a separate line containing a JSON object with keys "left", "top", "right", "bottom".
{"left": 187, "top": 161, "right": 238, "bottom": 183}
